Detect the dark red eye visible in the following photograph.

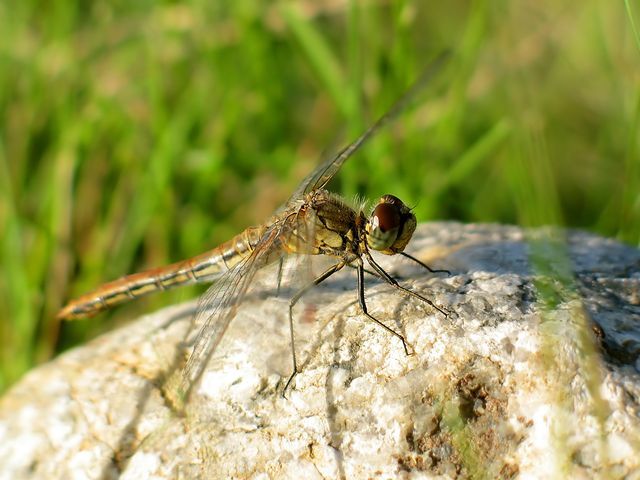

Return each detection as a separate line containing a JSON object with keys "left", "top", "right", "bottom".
{"left": 372, "top": 202, "right": 401, "bottom": 232}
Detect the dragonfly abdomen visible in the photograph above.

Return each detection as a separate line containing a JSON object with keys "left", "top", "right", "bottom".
{"left": 57, "top": 225, "right": 266, "bottom": 320}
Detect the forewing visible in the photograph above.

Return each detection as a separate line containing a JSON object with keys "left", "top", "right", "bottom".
{"left": 284, "top": 52, "right": 450, "bottom": 205}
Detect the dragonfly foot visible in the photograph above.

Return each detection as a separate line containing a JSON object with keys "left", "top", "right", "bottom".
{"left": 282, "top": 370, "right": 298, "bottom": 399}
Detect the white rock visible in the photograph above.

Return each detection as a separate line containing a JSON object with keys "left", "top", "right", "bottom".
{"left": 1, "top": 223, "right": 639, "bottom": 479}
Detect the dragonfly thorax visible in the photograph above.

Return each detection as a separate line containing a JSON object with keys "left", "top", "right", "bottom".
{"left": 365, "top": 194, "right": 417, "bottom": 255}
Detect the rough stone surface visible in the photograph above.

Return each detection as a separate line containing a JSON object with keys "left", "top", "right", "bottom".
{"left": 1, "top": 222, "right": 639, "bottom": 480}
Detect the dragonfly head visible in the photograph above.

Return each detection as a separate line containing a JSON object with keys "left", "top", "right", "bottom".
{"left": 365, "top": 194, "right": 417, "bottom": 255}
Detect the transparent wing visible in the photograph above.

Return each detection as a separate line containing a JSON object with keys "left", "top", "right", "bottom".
{"left": 284, "top": 51, "right": 450, "bottom": 205}
{"left": 169, "top": 217, "right": 290, "bottom": 407}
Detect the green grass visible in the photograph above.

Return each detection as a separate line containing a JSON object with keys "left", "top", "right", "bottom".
{"left": 0, "top": 0, "right": 638, "bottom": 405}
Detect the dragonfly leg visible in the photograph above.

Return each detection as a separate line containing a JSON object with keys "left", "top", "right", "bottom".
{"left": 346, "top": 262, "right": 380, "bottom": 278}
{"left": 400, "top": 251, "right": 451, "bottom": 275}
{"left": 356, "top": 262, "right": 410, "bottom": 356}
{"left": 365, "top": 251, "right": 449, "bottom": 317}
{"left": 283, "top": 261, "right": 346, "bottom": 397}
{"left": 276, "top": 258, "right": 285, "bottom": 296}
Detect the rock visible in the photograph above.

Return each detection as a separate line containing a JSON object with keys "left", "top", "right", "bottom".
{"left": 1, "top": 222, "right": 639, "bottom": 479}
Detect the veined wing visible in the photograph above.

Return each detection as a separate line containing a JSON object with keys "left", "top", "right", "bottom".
{"left": 284, "top": 51, "right": 450, "bottom": 206}
{"left": 167, "top": 213, "right": 293, "bottom": 409}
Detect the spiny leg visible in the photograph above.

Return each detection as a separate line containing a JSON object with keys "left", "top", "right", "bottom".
{"left": 283, "top": 261, "right": 346, "bottom": 397}
{"left": 356, "top": 262, "right": 410, "bottom": 356}
{"left": 400, "top": 251, "right": 451, "bottom": 275}
{"left": 365, "top": 251, "right": 449, "bottom": 317}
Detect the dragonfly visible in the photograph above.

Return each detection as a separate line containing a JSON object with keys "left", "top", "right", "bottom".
{"left": 57, "top": 53, "right": 450, "bottom": 404}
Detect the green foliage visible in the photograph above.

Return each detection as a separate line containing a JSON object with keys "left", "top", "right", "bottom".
{"left": 0, "top": 0, "right": 637, "bottom": 395}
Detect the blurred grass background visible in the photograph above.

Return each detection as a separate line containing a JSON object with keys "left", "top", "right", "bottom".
{"left": 0, "top": 0, "right": 638, "bottom": 393}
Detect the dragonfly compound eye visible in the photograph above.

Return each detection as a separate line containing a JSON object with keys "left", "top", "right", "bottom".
{"left": 366, "top": 194, "right": 417, "bottom": 254}
{"left": 367, "top": 200, "right": 402, "bottom": 251}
